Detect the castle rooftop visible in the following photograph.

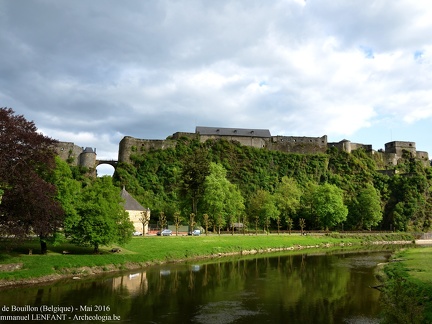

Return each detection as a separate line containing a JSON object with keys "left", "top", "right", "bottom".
{"left": 196, "top": 126, "right": 271, "bottom": 138}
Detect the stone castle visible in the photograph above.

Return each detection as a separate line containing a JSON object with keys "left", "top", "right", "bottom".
{"left": 55, "top": 126, "right": 430, "bottom": 172}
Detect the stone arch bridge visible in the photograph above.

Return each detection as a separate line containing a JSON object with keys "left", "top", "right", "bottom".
{"left": 96, "top": 159, "right": 118, "bottom": 168}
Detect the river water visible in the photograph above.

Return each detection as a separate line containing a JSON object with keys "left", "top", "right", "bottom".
{"left": 0, "top": 248, "right": 395, "bottom": 324}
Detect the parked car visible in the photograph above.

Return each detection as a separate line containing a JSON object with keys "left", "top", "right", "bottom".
{"left": 188, "top": 229, "right": 201, "bottom": 236}
{"left": 161, "top": 229, "right": 172, "bottom": 236}
{"left": 192, "top": 230, "right": 201, "bottom": 236}
{"left": 133, "top": 231, "right": 143, "bottom": 236}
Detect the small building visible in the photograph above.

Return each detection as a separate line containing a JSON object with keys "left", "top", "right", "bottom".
{"left": 120, "top": 187, "right": 150, "bottom": 234}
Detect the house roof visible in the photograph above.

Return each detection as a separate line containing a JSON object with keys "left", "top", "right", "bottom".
{"left": 120, "top": 187, "right": 146, "bottom": 211}
{"left": 196, "top": 126, "right": 271, "bottom": 138}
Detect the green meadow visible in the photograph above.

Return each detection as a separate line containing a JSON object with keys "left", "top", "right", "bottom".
{"left": 0, "top": 232, "right": 413, "bottom": 285}
{"left": 381, "top": 246, "right": 432, "bottom": 323}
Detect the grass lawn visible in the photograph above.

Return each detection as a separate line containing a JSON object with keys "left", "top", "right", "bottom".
{"left": 396, "top": 246, "right": 432, "bottom": 284}
{"left": 381, "top": 246, "right": 432, "bottom": 323}
{"left": 0, "top": 232, "right": 412, "bottom": 284}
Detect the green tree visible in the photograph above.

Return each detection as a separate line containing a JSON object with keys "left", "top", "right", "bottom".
{"left": 225, "top": 183, "right": 245, "bottom": 235}
{"left": 180, "top": 147, "right": 210, "bottom": 216}
{"left": 202, "top": 163, "right": 244, "bottom": 232}
{"left": 348, "top": 183, "right": 382, "bottom": 230}
{"left": 202, "top": 163, "right": 227, "bottom": 230}
{"left": 51, "top": 157, "right": 82, "bottom": 237}
{"left": 383, "top": 172, "right": 432, "bottom": 232}
{"left": 275, "top": 176, "right": 302, "bottom": 231}
{"left": 67, "top": 176, "right": 133, "bottom": 253}
{"left": 248, "top": 189, "right": 279, "bottom": 234}
{"left": 311, "top": 183, "right": 348, "bottom": 231}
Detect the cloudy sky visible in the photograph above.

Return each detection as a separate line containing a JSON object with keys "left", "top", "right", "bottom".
{"left": 1, "top": 0, "right": 432, "bottom": 175}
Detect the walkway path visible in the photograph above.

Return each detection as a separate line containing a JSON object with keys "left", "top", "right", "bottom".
{"left": 415, "top": 239, "right": 432, "bottom": 245}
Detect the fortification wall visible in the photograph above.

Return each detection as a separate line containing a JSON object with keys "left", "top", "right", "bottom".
{"left": 171, "top": 132, "right": 198, "bottom": 140}
{"left": 118, "top": 136, "right": 176, "bottom": 163}
{"left": 381, "top": 152, "right": 399, "bottom": 167}
{"left": 385, "top": 141, "right": 416, "bottom": 155}
{"left": 416, "top": 151, "right": 430, "bottom": 167}
{"left": 199, "top": 134, "right": 267, "bottom": 149}
{"left": 327, "top": 140, "right": 372, "bottom": 153}
{"left": 53, "top": 142, "right": 85, "bottom": 166}
{"left": 350, "top": 143, "right": 373, "bottom": 152}
{"left": 268, "top": 135, "right": 328, "bottom": 154}
{"left": 57, "top": 130, "right": 429, "bottom": 172}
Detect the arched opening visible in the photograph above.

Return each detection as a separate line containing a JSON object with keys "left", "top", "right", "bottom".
{"left": 96, "top": 164, "right": 115, "bottom": 177}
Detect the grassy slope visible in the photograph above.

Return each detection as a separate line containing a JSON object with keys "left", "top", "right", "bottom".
{"left": 0, "top": 233, "right": 412, "bottom": 284}
{"left": 397, "top": 247, "right": 432, "bottom": 283}
{"left": 382, "top": 246, "right": 432, "bottom": 323}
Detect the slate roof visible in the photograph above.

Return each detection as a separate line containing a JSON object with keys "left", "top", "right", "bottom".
{"left": 196, "top": 126, "right": 271, "bottom": 138}
{"left": 120, "top": 187, "right": 146, "bottom": 211}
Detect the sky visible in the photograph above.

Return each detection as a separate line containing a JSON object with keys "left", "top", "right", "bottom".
{"left": 1, "top": 0, "right": 432, "bottom": 175}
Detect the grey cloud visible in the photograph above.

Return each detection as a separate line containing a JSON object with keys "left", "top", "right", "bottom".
{"left": 306, "top": 1, "right": 432, "bottom": 51}
{"left": 1, "top": 0, "right": 432, "bottom": 165}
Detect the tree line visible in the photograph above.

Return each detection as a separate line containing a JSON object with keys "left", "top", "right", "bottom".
{"left": 113, "top": 135, "right": 432, "bottom": 234}
{"left": 2, "top": 108, "right": 432, "bottom": 254}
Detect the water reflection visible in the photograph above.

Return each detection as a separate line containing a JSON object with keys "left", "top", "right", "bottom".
{"left": 0, "top": 249, "right": 393, "bottom": 323}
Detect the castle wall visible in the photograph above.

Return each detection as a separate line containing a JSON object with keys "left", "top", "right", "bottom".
{"left": 327, "top": 140, "right": 372, "bottom": 153}
{"left": 385, "top": 141, "right": 416, "bottom": 155}
{"left": 56, "top": 130, "right": 431, "bottom": 173}
{"left": 268, "top": 135, "right": 328, "bottom": 154}
{"left": 53, "top": 142, "right": 86, "bottom": 166}
{"left": 416, "top": 151, "right": 429, "bottom": 160}
{"left": 118, "top": 136, "right": 176, "bottom": 163}
{"left": 199, "top": 134, "right": 267, "bottom": 149}
{"left": 350, "top": 143, "right": 373, "bottom": 152}
{"left": 382, "top": 153, "right": 399, "bottom": 166}
{"left": 171, "top": 132, "right": 198, "bottom": 140}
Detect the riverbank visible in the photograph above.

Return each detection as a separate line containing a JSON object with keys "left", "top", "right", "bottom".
{"left": 380, "top": 246, "right": 432, "bottom": 323}
{"left": 0, "top": 232, "right": 414, "bottom": 288}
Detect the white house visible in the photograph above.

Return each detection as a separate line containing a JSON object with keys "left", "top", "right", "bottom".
{"left": 120, "top": 187, "right": 150, "bottom": 234}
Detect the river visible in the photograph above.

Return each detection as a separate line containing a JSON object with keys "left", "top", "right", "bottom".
{"left": 0, "top": 247, "right": 397, "bottom": 323}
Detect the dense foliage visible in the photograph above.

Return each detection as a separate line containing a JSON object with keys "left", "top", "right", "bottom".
{"left": 113, "top": 137, "right": 432, "bottom": 233}
{"left": 0, "top": 108, "right": 63, "bottom": 253}
{"left": 52, "top": 158, "right": 134, "bottom": 253}
{"left": 380, "top": 248, "right": 432, "bottom": 323}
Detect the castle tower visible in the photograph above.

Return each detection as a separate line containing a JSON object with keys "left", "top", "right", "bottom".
{"left": 80, "top": 147, "right": 97, "bottom": 168}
